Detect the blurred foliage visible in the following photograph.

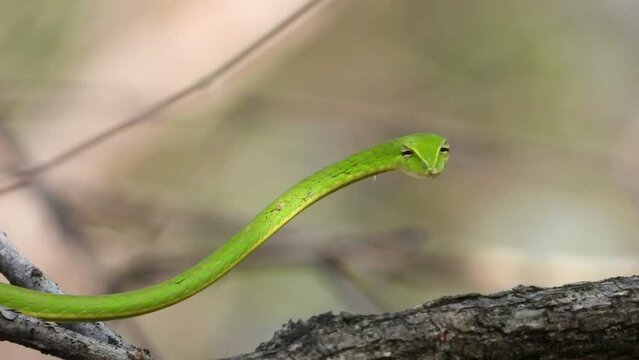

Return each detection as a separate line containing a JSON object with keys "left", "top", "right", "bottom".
{"left": 0, "top": 1, "right": 82, "bottom": 78}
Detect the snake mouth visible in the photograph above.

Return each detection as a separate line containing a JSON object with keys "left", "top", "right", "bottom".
{"left": 401, "top": 170, "right": 440, "bottom": 179}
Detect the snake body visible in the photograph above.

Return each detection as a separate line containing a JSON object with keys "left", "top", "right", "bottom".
{"left": 0, "top": 133, "right": 449, "bottom": 321}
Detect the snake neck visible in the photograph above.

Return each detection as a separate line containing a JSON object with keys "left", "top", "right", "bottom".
{"left": 191, "top": 140, "right": 402, "bottom": 286}
{"left": 238, "top": 141, "right": 399, "bottom": 252}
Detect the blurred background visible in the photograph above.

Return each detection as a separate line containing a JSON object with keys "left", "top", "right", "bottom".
{"left": 1, "top": 0, "right": 639, "bottom": 358}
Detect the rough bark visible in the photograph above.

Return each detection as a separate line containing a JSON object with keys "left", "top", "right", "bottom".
{"left": 229, "top": 276, "right": 639, "bottom": 360}
{"left": 0, "top": 232, "right": 151, "bottom": 360}
{"left": 0, "top": 309, "right": 150, "bottom": 360}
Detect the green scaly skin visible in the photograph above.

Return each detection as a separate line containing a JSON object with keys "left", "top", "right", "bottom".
{"left": 0, "top": 133, "right": 449, "bottom": 321}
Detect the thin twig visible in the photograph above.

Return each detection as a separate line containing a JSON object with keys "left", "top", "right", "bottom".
{"left": 0, "top": 0, "right": 331, "bottom": 196}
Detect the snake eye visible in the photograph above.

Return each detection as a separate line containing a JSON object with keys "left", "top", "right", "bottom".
{"left": 401, "top": 146, "right": 413, "bottom": 158}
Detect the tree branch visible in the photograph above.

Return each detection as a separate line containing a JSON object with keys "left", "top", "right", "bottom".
{"left": 0, "top": 231, "right": 150, "bottom": 360}
{"left": 229, "top": 275, "right": 639, "bottom": 360}
{"left": 0, "top": 310, "right": 149, "bottom": 360}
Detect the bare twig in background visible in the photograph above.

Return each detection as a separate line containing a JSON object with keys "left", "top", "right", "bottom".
{"left": 0, "top": 0, "right": 332, "bottom": 197}
{"left": 228, "top": 276, "right": 639, "bottom": 360}
{"left": 0, "top": 232, "right": 151, "bottom": 359}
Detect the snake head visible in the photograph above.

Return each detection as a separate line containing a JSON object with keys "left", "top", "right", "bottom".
{"left": 397, "top": 133, "right": 449, "bottom": 179}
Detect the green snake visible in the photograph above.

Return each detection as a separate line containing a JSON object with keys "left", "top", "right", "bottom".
{"left": 0, "top": 133, "right": 449, "bottom": 321}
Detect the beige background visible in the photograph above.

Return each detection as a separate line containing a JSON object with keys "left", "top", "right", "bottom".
{"left": 1, "top": 1, "right": 639, "bottom": 358}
